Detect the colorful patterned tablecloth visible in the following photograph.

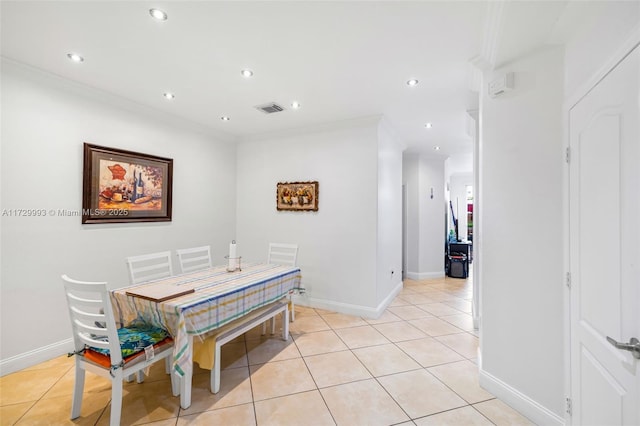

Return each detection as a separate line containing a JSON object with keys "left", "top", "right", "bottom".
{"left": 111, "top": 263, "right": 301, "bottom": 376}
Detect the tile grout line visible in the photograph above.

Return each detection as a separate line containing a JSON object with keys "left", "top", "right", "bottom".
{"left": 93, "top": 401, "right": 109, "bottom": 426}
{"left": 327, "top": 303, "right": 481, "bottom": 424}
{"left": 256, "top": 283, "right": 484, "bottom": 424}
{"left": 11, "top": 361, "right": 85, "bottom": 426}
{"left": 390, "top": 280, "right": 488, "bottom": 422}
{"left": 243, "top": 333, "right": 261, "bottom": 426}
{"left": 388, "top": 332, "right": 472, "bottom": 421}
{"left": 469, "top": 400, "right": 501, "bottom": 426}
{"left": 289, "top": 322, "right": 339, "bottom": 426}
{"left": 322, "top": 312, "right": 414, "bottom": 425}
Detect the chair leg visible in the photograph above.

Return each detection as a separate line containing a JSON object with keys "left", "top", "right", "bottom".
{"left": 70, "top": 362, "right": 85, "bottom": 420}
{"left": 110, "top": 374, "right": 124, "bottom": 426}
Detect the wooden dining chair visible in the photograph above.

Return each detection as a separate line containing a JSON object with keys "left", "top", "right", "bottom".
{"left": 267, "top": 243, "right": 299, "bottom": 323}
{"left": 62, "top": 275, "right": 178, "bottom": 426}
{"left": 125, "top": 251, "right": 173, "bottom": 284}
{"left": 176, "top": 245, "right": 212, "bottom": 273}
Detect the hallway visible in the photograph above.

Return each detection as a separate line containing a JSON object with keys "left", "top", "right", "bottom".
{"left": 0, "top": 275, "right": 533, "bottom": 425}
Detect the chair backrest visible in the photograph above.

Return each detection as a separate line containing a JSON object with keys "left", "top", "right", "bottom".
{"left": 267, "top": 243, "right": 298, "bottom": 266}
{"left": 176, "top": 245, "right": 212, "bottom": 273}
{"left": 126, "top": 251, "right": 173, "bottom": 284}
{"left": 62, "top": 275, "right": 123, "bottom": 364}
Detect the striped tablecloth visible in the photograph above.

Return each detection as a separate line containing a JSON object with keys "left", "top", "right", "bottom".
{"left": 111, "top": 263, "right": 301, "bottom": 376}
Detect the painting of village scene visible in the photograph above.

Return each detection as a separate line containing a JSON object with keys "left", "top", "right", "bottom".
{"left": 276, "top": 181, "right": 318, "bottom": 211}
{"left": 82, "top": 143, "right": 173, "bottom": 223}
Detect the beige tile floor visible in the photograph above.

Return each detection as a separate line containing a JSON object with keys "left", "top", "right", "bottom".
{"left": 0, "top": 275, "right": 536, "bottom": 425}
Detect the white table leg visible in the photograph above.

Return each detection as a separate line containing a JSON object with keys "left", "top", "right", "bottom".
{"left": 180, "top": 335, "right": 193, "bottom": 409}
{"left": 171, "top": 369, "right": 179, "bottom": 397}
{"left": 283, "top": 307, "right": 289, "bottom": 341}
{"left": 290, "top": 296, "right": 295, "bottom": 322}
{"left": 211, "top": 341, "right": 222, "bottom": 394}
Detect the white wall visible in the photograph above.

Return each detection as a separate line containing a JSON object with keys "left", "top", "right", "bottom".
{"left": 562, "top": 1, "right": 639, "bottom": 100}
{"left": 376, "top": 119, "right": 404, "bottom": 305}
{"left": 479, "top": 47, "right": 564, "bottom": 422}
{"left": 403, "top": 155, "right": 420, "bottom": 276}
{"left": 403, "top": 153, "right": 446, "bottom": 279}
{"left": 0, "top": 60, "right": 237, "bottom": 371}
{"left": 236, "top": 118, "right": 381, "bottom": 315}
{"left": 418, "top": 157, "right": 446, "bottom": 278}
{"left": 418, "top": 157, "right": 447, "bottom": 278}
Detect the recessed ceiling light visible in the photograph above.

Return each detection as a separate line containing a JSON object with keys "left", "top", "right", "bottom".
{"left": 220, "top": 116, "right": 230, "bottom": 121}
{"left": 149, "top": 8, "right": 168, "bottom": 21}
{"left": 406, "top": 79, "right": 419, "bottom": 87}
{"left": 67, "top": 53, "right": 84, "bottom": 63}
{"left": 241, "top": 69, "right": 254, "bottom": 78}
{"left": 434, "top": 146, "right": 441, "bottom": 151}
{"left": 163, "top": 92, "right": 175, "bottom": 100}
{"left": 425, "top": 123, "right": 433, "bottom": 129}
{"left": 291, "top": 101, "right": 301, "bottom": 109}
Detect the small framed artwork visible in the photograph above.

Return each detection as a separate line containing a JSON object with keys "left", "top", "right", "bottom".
{"left": 276, "top": 181, "right": 319, "bottom": 211}
{"left": 82, "top": 143, "right": 173, "bottom": 224}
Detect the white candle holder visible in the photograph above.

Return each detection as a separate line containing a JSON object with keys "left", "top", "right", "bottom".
{"left": 224, "top": 256, "right": 242, "bottom": 272}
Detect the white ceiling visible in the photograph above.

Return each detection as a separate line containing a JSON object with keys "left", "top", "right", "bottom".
{"left": 1, "top": 1, "right": 577, "bottom": 171}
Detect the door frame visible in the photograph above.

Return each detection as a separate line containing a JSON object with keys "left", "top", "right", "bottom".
{"left": 563, "top": 27, "right": 640, "bottom": 425}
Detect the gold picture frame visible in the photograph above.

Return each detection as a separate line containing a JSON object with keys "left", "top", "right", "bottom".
{"left": 276, "top": 181, "right": 319, "bottom": 211}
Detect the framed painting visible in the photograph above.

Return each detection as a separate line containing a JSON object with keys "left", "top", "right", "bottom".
{"left": 82, "top": 143, "right": 173, "bottom": 224}
{"left": 276, "top": 181, "right": 319, "bottom": 211}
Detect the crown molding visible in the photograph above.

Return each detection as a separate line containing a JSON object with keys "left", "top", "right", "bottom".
{"left": 470, "top": 0, "right": 506, "bottom": 72}
{"left": 1, "top": 57, "right": 238, "bottom": 143}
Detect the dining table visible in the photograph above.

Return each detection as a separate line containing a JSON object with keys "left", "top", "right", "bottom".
{"left": 110, "top": 262, "right": 301, "bottom": 409}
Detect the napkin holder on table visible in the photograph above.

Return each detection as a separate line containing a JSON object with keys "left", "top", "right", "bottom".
{"left": 224, "top": 256, "right": 242, "bottom": 272}
{"left": 226, "top": 240, "right": 242, "bottom": 272}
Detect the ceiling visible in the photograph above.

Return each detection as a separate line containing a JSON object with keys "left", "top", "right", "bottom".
{"left": 1, "top": 1, "right": 576, "bottom": 171}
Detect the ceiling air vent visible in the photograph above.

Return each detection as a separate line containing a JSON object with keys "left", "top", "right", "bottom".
{"left": 255, "top": 102, "right": 286, "bottom": 114}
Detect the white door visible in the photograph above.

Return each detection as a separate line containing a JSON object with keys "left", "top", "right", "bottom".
{"left": 569, "top": 46, "right": 639, "bottom": 425}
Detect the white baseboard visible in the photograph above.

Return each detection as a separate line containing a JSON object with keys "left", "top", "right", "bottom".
{"left": 1, "top": 338, "right": 74, "bottom": 377}
{"left": 406, "top": 271, "right": 445, "bottom": 280}
{"left": 479, "top": 368, "right": 564, "bottom": 426}
{"left": 373, "top": 280, "right": 404, "bottom": 317}
{"left": 293, "top": 280, "right": 403, "bottom": 319}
